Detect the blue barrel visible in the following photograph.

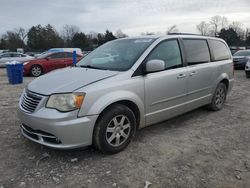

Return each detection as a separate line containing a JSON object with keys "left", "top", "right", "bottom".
{"left": 73, "top": 50, "right": 77, "bottom": 66}
{"left": 6, "top": 63, "right": 23, "bottom": 84}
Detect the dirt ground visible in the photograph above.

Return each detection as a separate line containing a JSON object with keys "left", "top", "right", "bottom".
{"left": 0, "top": 68, "right": 249, "bottom": 188}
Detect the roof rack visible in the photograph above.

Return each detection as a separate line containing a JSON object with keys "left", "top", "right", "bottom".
{"left": 168, "top": 33, "right": 203, "bottom": 36}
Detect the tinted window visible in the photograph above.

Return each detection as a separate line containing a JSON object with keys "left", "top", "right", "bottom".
{"left": 210, "top": 40, "right": 231, "bottom": 61}
{"left": 1, "top": 53, "right": 11, "bottom": 57}
{"left": 64, "top": 52, "right": 82, "bottom": 58}
{"left": 11, "top": 53, "right": 20, "bottom": 57}
{"left": 50, "top": 52, "right": 65, "bottom": 59}
{"left": 147, "top": 40, "right": 182, "bottom": 69}
{"left": 65, "top": 52, "right": 73, "bottom": 58}
{"left": 183, "top": 39, "right": 210, "bottom": 65}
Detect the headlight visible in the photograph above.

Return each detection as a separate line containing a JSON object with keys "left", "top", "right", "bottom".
{"left": 46, "top": 93, "right": 85, "bottom": 112}
{"left": 23, "top": 61, "right": 29, "bottom": 66}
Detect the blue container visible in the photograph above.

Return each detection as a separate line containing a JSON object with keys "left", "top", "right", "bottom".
{"left": 6, "top": 63, "right": 23, "bottom": 84}
{"left": 73, "top": 50, "right": 77, "bottom": 66}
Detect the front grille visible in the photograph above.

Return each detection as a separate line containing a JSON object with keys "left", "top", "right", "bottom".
{"left": 21, "top": 90, "right": 42, "bottom": 113}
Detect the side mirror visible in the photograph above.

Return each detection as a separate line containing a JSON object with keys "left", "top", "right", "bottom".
{"left": 145, "top": 59, "right": 165, "bottom": 73}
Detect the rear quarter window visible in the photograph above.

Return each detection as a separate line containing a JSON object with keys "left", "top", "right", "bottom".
{"left": 183, "top": 39, "right": 210, "bottom": 65}
{"left": 209, "top": 40, "right": 231, "bottom": 61}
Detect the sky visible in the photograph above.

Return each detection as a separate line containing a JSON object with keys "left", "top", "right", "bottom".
{"left": 0, "top": 0, "right": 250, "bottom": 36}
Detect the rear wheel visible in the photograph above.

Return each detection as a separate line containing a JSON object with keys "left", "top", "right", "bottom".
{"left": 30, "top": 65, "right": 43, "bottom": 77}
{"left": 207, "top": 82, "right": 227, "bottom": 111}
{"left": 93, "top": 104, "right": 136, "bottom": 154}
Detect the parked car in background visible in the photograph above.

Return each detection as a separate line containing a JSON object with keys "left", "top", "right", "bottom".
{"left": 245, "top": 57, "right": 250, "bottom": 78}
{"left": 48, "top": 48, "right": 83, "bottom": 56}
{"left": 25, "top": 52, "right": 43, "bottom": 57}
{"left": 0, "top": 49, "right": 9, "bottom": 54}
{"left": 233, "top": 50, "right": 250, "bottom": 69}
{"left": 17, "top": 48, "right": 24, "bottom": 54}
{"left": 23, "top": 51, "right": 83, "bottom": 76}
{"left": 18, "top": 35, "right": 234, "bottom": 154}
{"left": 0, "top": 52, "right": 34, "bottom": 67}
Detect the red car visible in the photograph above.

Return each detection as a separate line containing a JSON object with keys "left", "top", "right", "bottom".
{"left": 23, "top": 52, "right": 83, "bottom": 77}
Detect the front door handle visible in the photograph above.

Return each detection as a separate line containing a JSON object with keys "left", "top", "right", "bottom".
{"left": 190, "top": 71, "right": 197, "bottom": 76}
{"left": 177, "top": 74, "right": 186, "bottom": 79}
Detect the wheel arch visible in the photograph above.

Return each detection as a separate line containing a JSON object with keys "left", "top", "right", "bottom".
{"left": 97, "top": 100, "right": 141, "bottom": 130}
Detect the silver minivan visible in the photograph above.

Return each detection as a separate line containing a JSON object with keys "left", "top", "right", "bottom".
{"left": 18, "top": 35, "right": 234, "bottom": 154}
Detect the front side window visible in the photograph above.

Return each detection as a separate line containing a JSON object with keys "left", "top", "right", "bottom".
{"left": 77, "top": 38, "right": 155, "bottom": 71}
{"left": 11, "top": 53, "right": 20, "bottom": 57}
{"left": 183, "top": 39, "right": 210, "bottom": 65}
{"left": 209, "top": 40, "right": 231, "bottom": 61}
{"left": 147, "top": 40, "right": 182, "bottom": 69}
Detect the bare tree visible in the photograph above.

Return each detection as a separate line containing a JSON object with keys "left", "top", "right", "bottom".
{"left": 167, "top": 25, "right": 179, "bottom": 34}
{"left": 88, "top": 31, "right": 98, "bottom": 39}
{"left": 221, "top": 16, "right": 228, "bottom": 29}
{"left": 210, "top": 15, "right": 228, "bottom": 36}
{"left": 61, "top": 25, "right": 80, "bottom": 47}
{"left": 14, "top": 27, "right": 27, "bottom": 43}
{"left": 230, "top": 21, "right": 245, "bottom": 40}
{"left": 115, "top": 29, "right": 127, "bottom": 38}
{"left": 196, "top": 21, "right": 210, "bottom": 36}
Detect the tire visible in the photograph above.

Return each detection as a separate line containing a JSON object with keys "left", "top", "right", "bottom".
{"left": 30, "top": 65, "right": 43, "bottom": 77}
{"left": 93, "top": 104, "right": 136, "bottom": 154}
{"left": 207, "top": 82, "right": 227, "bottom": 111}
{"left": 246, "top": 73, "right": 250, "bottom": 78}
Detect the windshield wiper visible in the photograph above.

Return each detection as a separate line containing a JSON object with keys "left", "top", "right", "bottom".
{"left": 78, "top": 65, "right": 106, "bottom": 70}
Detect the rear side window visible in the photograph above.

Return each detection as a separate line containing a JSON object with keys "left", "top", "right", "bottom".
{"left": 209, "top": 40, "right": 231, "bottom": 61}
{"left": 65, "top": 52, "right": 82, "bottom": 58}
{"left": 50, "top": 52, "right": 65, "bottom": 59}
{"left": 183, "top": 39, "right": 210, "bottom": 65}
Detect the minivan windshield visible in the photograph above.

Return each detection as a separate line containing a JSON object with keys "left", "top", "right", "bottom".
{"left": 77, "top": 38, "right": 155, "bottom": 71}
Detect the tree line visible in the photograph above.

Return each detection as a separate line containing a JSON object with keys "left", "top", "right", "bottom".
{"left": 0, "top": 15, "right": 249, "bottom": 52}
{"left": 196, "top": 15, "right": 250, "bottom": 46}
{"left": 0, "top": 24, "right": 126, "bottom": 52}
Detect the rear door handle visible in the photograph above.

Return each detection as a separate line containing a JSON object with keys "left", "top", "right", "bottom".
{"left": 190, "top": 71, "right": 197, "bottom": 76}
{"left": 177, "top": 74, "right": 186, "bottom": 79}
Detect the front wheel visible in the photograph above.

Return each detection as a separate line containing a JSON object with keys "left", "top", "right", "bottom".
{"left": 93, "top": 104, "right": 136, "bottom": 154}
{"left": 30, "top": 65, "right": 43, "bottom": 77}
{"left": 207, "top": 82, "right": 227, "bottom": 111}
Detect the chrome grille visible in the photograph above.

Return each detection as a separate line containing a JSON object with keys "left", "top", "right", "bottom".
{"left": 21, "top": 90, "right": 42, "bottom": 113}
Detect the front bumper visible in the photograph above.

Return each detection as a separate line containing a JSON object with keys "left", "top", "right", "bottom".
{"left": 18, "top": 107, "right": 98, "bottom": 149}
{"left": 233, "top": 62, "right": 246, "bottom": 69}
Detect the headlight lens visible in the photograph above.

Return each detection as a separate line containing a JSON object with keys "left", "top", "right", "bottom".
{"left": 46, "top": 93, "right": 85, "bottom": 112}
{"left": 23, "top": 61, "right": 29, "bottom": 66}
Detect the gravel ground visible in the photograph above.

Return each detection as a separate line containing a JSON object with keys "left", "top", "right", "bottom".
{"left": 0, "top": 68, "right": 250, "bottom": 188}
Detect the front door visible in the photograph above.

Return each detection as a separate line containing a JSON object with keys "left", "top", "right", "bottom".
{"left": 144, "top": 39, "right": 188, "bottom": 125}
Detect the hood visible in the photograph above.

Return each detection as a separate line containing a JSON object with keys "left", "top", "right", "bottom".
{"left": 27, "top": 67, "right": 118, "bottom": 95}
{"left": 233, "top": 56, "right": 246, "bottom": 59}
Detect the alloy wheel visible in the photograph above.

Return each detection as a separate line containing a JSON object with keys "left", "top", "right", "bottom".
{"left": 105, "top": 115, "right": 131, "bottom": 147}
